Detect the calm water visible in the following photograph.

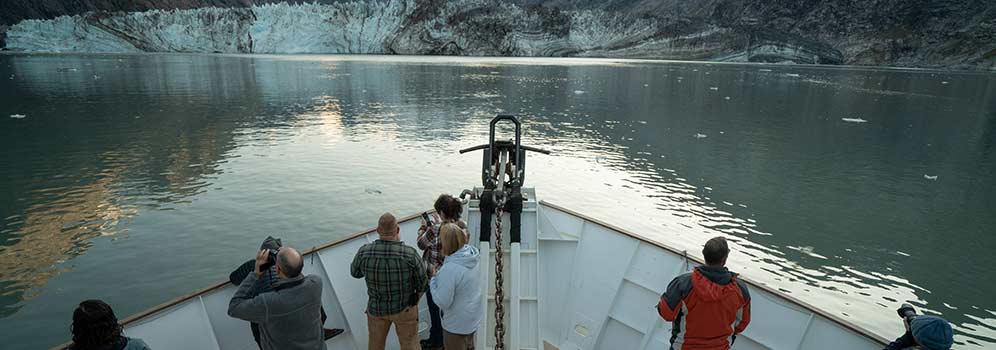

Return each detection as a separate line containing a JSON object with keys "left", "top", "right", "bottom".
{"left": 1, "top": 53, "right": 994, "bottom": 349}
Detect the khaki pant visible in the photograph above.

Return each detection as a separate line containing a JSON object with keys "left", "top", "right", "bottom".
{"left": 444, "top": 330, "right": 475, "bottom": 350}
{"left": 367, "top": 306, "right": 421, "bottom": 350}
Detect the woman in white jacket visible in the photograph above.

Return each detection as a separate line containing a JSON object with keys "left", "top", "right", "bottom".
{"left": 429, "top": 223, "right": 483, "bottom": 350}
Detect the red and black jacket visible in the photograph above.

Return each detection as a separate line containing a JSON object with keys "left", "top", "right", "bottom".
{"left": 656, "top": 266, "right": 751, "bottom": 350}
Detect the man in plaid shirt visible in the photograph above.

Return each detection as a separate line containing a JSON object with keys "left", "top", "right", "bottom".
{"left": 351, "top": 212, "right": 428, "bottom": 350}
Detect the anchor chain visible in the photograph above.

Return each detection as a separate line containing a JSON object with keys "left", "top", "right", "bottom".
{"left": 493, "top": 205, "right": 506, "bottom": 350}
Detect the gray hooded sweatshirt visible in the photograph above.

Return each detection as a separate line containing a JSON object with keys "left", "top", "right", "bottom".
{"left": 228, "top": 273, "right": 326, "bottom": 350}
{"left": 429, "top": 244, "right": 483, "bottom": 335}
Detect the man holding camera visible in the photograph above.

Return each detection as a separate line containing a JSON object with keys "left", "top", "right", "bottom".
{"left": 352, "top": 213, "right": 428, "bottom": 350}
{"left": 884, "top": 304, "right": 953, "bottom": 350}
{"left": 228, "top": 242, "right": 326, "bottom": 350}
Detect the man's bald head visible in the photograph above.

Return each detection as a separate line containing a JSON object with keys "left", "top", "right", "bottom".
{"left": 276, "top": 247, "right": 303, "bottom": 278}
{"left": 377, "top": 213, "right": 399, "bottom": 239}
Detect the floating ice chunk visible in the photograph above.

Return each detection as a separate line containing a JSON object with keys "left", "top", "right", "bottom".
{"left": 709, "top": 87, "right": 719, "bottom": 91}
{"left": 694, "top": 133, "right": 707, "bottom": 139}
{"left": 643, "top": 83, "right": 649, "bottom": 87}
{"left": 787, "top": 245, "right": 828, "bottom": 259}
{"left": 724, "top": 96, "right": 731, "bottom": 100}
{"left": 923, "top": 174, "right": 938, "bottom": 180}
{"left": 841, "top": 117, "right": 868, "bottom": 123}
{"left": 573, "top": 90, "right": 585, "bottom": 95}
{"left": 9, "top": 114, "right": 26, "bottom": 119}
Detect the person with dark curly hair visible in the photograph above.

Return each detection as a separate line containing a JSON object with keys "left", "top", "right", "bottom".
{"left": 69, "top": 299, "right": 150, "bottom": 350}
{"left": 417, "top": 194, "right": 469, "bottom": 349}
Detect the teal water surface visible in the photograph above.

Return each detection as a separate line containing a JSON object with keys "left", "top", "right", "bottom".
{"left": 1, "top": 53, "right": 994, "bottom": 349}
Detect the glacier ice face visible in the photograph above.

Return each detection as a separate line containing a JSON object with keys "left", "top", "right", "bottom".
{"left": 250, "top": 2, "right": 410, "bottom": 54}
{"left": 8, "top": 7, "right": 254, "bottom": 53}
{"left": 4, "top": 1, "right": 843, "bottom": 64}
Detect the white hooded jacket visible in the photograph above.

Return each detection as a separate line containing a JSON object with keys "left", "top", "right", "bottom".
{"left": 428, "top": 244, "right": 483, "bottom": 335}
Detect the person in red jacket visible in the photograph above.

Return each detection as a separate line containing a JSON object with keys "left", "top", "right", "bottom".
{"left": 656, "top": 237, "right": 751, "bottom": 350}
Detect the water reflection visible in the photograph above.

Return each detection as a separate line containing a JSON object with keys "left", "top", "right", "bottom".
{"left": 0, "top": 53, "right": 994, "bottom": 348}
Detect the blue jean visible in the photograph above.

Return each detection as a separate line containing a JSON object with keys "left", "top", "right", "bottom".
{"left": 426, "top": 287, "right": 444, "bottom": 345}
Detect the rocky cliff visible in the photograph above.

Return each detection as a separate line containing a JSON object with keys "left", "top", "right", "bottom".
{"left": 1, "top": 0, "right": 993, "bottom": 69}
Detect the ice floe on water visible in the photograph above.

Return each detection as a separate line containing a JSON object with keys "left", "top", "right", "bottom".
{"left": 923, "top": 174, "right": 938, "bottom": 180}
{"left": 694, "top": 133, "right": 707, "bottom": 139}
{"left": 724, "top": 96, "right": 731, "bottom": 100}
{"left": 9, "top": 114, "right": 27, "bottom": 119}
{"left": 573, "top": 90, "right": 585, "bottom": 95}
{"left": 786, "top": 245, "right": 828, "bottom": 259}
{"left": 841, "top": 117, "right": 867, "bottom": 123}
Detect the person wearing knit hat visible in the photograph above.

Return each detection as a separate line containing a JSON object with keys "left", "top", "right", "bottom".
{"left": 883, "top": 315, "right": 954, "bottom": 350}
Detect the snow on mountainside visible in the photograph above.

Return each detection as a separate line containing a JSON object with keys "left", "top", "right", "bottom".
{"left": 2, "top": 0, "right": 994, "bottom": 69}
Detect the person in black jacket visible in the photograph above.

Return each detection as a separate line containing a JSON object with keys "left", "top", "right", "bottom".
{"left": 228, "top": 236, "right": 342, "bottom": 348}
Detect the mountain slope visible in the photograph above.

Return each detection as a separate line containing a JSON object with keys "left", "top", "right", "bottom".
{"left": 1, "top": 0, "right": 993, "bottom": 69}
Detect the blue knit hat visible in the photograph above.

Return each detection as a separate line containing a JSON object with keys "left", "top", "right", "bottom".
{"left": 911, "top": 315, "right": 953, "bottom": 350}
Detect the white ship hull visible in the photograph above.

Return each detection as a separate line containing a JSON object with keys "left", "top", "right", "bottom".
{"left": 55, "top": 189, "right": 887, "bottom": 350}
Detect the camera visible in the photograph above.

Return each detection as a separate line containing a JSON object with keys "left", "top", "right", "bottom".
{"left": 260, "top": 249, "right": 279, "bottom": 271}
{"left": 897, "top": 303, "right": 917, "bottom": 330}
{"left": 421, "top": 212, "right": 435, "bottom": 226}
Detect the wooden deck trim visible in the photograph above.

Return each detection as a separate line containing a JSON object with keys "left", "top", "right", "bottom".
{"left": 51, "top": 211, "right": 426, "bottom": 350}
{"left": 538, "top": 200, "right": 890, "bottom": 346}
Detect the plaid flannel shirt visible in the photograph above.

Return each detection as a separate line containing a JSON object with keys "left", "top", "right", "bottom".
{"left": 350, "top": 239, "right": 428, "bottom": 316}
{"left": 417, "top": 224, "right": 444, "bottom": 275}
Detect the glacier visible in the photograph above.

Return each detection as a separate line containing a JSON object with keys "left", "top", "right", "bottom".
{"left": 3, "top": 1, "right": 843, "bottom": 64}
